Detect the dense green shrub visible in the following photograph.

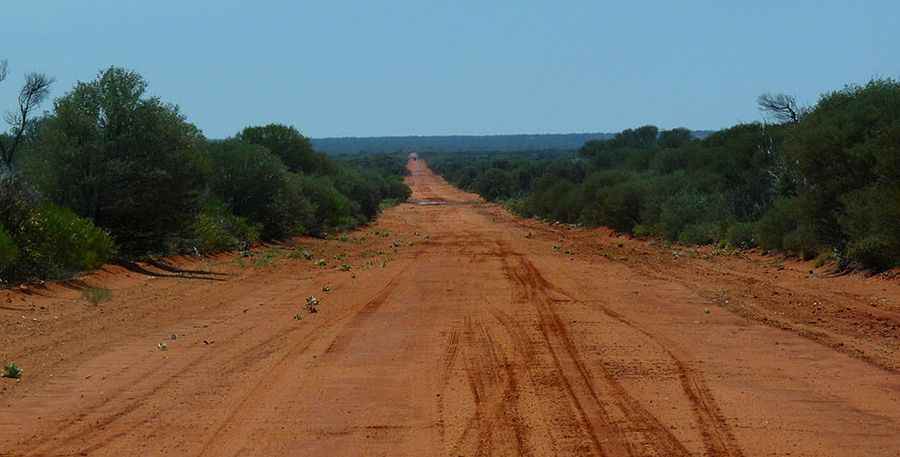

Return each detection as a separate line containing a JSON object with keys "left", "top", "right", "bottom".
{"left": 0, "top": 225, "right": 18, "bottom": 273}
{"left": 208, "top": 140, "right": 315, "bottom": 240}
{"left": 846, "top": 237, "right": 896, "bottom": 271}
{"left": 658, "top": 191, "right": 727, "bottom": 242}
{"left": 678, "top": 223, "right": 720, "bottom": 246}
{"left": 36, "top": 67, "right": 207, "bottom": 255}
{"left": 30, "top": 204, "right": 115, "bottom": 272}
{"left": 840, "top": 186, "right": 900, "bottom": 269}
{"left": 428, "top": 79, "right": 900, "bottom": 270}
{"left": 725, "top": 222, "right": 756, "bottom": 249}
{"left": 2, "top": 68, "right": 410, "bottom": 284}
{"left": 297, "top": 174, "right": 357, "bottom": 232}
{"left": 238, "top": 124, "right": 331, "bottom": 175}
{"left": 473, "top": 168, "right": 515, "bottom": 201}
{"left": 12, "top": 204, "right": 115, "bottom": 278}
{"left": 191, "top": 201, "right": 260, "bottom": 253}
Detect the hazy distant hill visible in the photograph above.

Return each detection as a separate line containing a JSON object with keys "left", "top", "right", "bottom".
{"left": 311, "top": 133, "right": 614, "bottom": 154}
{"left": 312, "top": 131, "right": 714, "bottom": 154}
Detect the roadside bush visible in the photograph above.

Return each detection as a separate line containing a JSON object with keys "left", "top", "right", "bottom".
{"left": 269, "top": 174, "right": 318, "bottom": 238}
{"left": 658, "top": 191, "right": 727, "bottom": 242}
{"left": 724, "top": 222, "right": 756, "bottom": 249}
{"left": 755, "top": 196, "right": 818, "bottom": 258}
{"left": 17, "top": 204, "right": 115, "bottom": 278}
{"left": 473, "top": 168, "right": 515, "bottom": 201}
{"left": 782, "top": 224, "right": 818, "bottom": 260}
{"left": 583, "top": 180, "right": 645, "bottom": 232}
{"left": 840, "top": 185, "right": 900, "bottom": 269}
{"left": 383, "top": 177, "right": 412, "bottom": 202}
{"left": 678, "top": 223, "right": 720, "bottom": 246}
{"left": 191, "top": 201, "right": 260, "bottom": 254}
{"left": 37, "top": 67, "right": 207, "bottom": 255}
{"left": 238, "top": 124, "right": 329, "bottom": 175}
{"left": 632, "top": 224, "right": 659, "bottom": 238}
{"left": 25, "top": 203, "right": 116, "bottom": 275}
{"left": 297, "top": 174, "right": 357, "bottom": 232}
{"left": 0, "top": 225, "right": 18, "bottom": 273}
{"left": 208, "top": 140, "right": 315, "bottom": 240}
{"left": 755, "top": 197, "right": 798, "bottom": 251}
{"left": 846, "top": 237, "right": 896, "bottom": 271}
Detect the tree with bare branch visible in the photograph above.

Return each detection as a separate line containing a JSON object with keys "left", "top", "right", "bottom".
{"left": 757, "top": 93, "right": 804, "bottom": 124}
{"left": 0, "top": 60, "right": 54, "bottom": 172}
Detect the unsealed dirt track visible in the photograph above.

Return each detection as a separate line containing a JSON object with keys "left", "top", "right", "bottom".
{"left": 2, "top": 160, "right": 899, "bottom": 456}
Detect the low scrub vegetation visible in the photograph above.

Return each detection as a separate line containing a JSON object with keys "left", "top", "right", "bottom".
{"left": 1, "top": 63, "right": 411, "bottom": 284}
{"left": 429, "top": 79, "right": 900, "bottom": 270}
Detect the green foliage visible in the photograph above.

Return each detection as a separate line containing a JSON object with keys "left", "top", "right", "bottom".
{"left": 474, "top": 168, "right": 515, "bottom": 201}
{"left": 840, "top": 185, "right": 900, "bottom": 269}
{"left": 82, "top": 287, "right": 112, "bottom": 304}
{"left": 1, "top": 68, "right": 410, "bottom": 284}
{"left": 658, "top": 191, "right": 726, "bottom": 242}
{"left": 26, "top": 204, "right": 115, "bottom": 272}
{"left": 678, "top": 223, "right": 720, "bottom": 246}
{"left": 208, "top": 140, "right": 315, "bottom": 240}
{"left": 36, "top": 67, "right": 206, "bottom": 255}
{"left": 0, "top": 225, "right": 17, "bottom": 273}
{"left": 238, "top": 124, "right": 329, "bottom": 174}
{"left": 427, "top": 80, "right": 900, "bottom": 270}
{"left": 2, "top": 362, "right": 22, "bottom": 379}
{"left": 784, "top": 79, "right": 900, "bottom": 250}
{"left": 2, "top": 201, "right": 115, "bottom": 280}
{"left": 191, "top": 201, "right": 260, "bottom": 254}
{"left": 725, "top": 222, "right": 756, "bottom": 249}
{"left": 754, "top": 196, "right": 818, "bottom": 259}
{"left": 846, "top": 237, "right": 896, "bottom": 271}
{"left": 296, "top": 174, "right": 357, "bottom": 232}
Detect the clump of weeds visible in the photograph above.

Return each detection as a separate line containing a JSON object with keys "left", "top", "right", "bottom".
{"left": 289, "top": 247, "right": 313, "bottom": 260}
{"left": 82, "top": 287, "right": 112, "bottom": 305}
{"left": 254, "top": 249, "right": 280, "bottom": 267}
{"left": 2, "top": 362, "right": 22, "bottom": 379}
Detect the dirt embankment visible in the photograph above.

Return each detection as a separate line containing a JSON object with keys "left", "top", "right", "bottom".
{"left": 1, "top": 159, "right": 898, "bottom": 456}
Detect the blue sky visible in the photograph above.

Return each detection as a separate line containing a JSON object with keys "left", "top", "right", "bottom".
{"left": 1, "top": 1, "right": 897, "bottom": 138}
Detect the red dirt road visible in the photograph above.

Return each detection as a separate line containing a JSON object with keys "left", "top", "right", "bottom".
{"left": 2, "top": 160, "right": 899, "bottom": 456}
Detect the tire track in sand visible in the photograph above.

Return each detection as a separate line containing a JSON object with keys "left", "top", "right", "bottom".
{"left": 502, "top": 253, "right": 694, "bottom": 457}
{"left": 447, "top": 315, "right": 532, "bottom": 457}
{"left": 507, "top": 251, "right": 744, "bottom": 457}
{"left": 195, "top": 260, "right": 415, "bottom": 457}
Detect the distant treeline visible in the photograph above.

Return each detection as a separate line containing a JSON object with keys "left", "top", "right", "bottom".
{"left": 428, "top": 80, "right": 900, "bottom": 270}
{"left": 0, "top": 65, "right": 411, "bottom": 283}
{"left": 313, "top": 132, "right": 714, "bottom": 155}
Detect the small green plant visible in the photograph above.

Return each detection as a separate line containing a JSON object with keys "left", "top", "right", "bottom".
{"left": 338, "top": 234, "right": 349, "bottom": 242}
{"left": 340, "top": 263, "right": 352, "bottom": 272}
{"left": 289, "top": 247, "right": 313, "bottom": 260}
{"left": 316, "top": 258, "right": 327, "bottom": 267}
{"left": 2, "top": 362, "right": 22, "bottom": 379}
{"left": 254, "top": 249, "right": 279, "bottom": 267}
{"left": 82, "top": 287, "right": 112, "bottom": 304}
{"left": 322, "top": 285, "right": 331, "bottom": 292}
{"left": 157, "top": 342, "right": 168, "bottom": 351}
{"left": 293, "top": 313, "right": 303, "bottom": 321}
